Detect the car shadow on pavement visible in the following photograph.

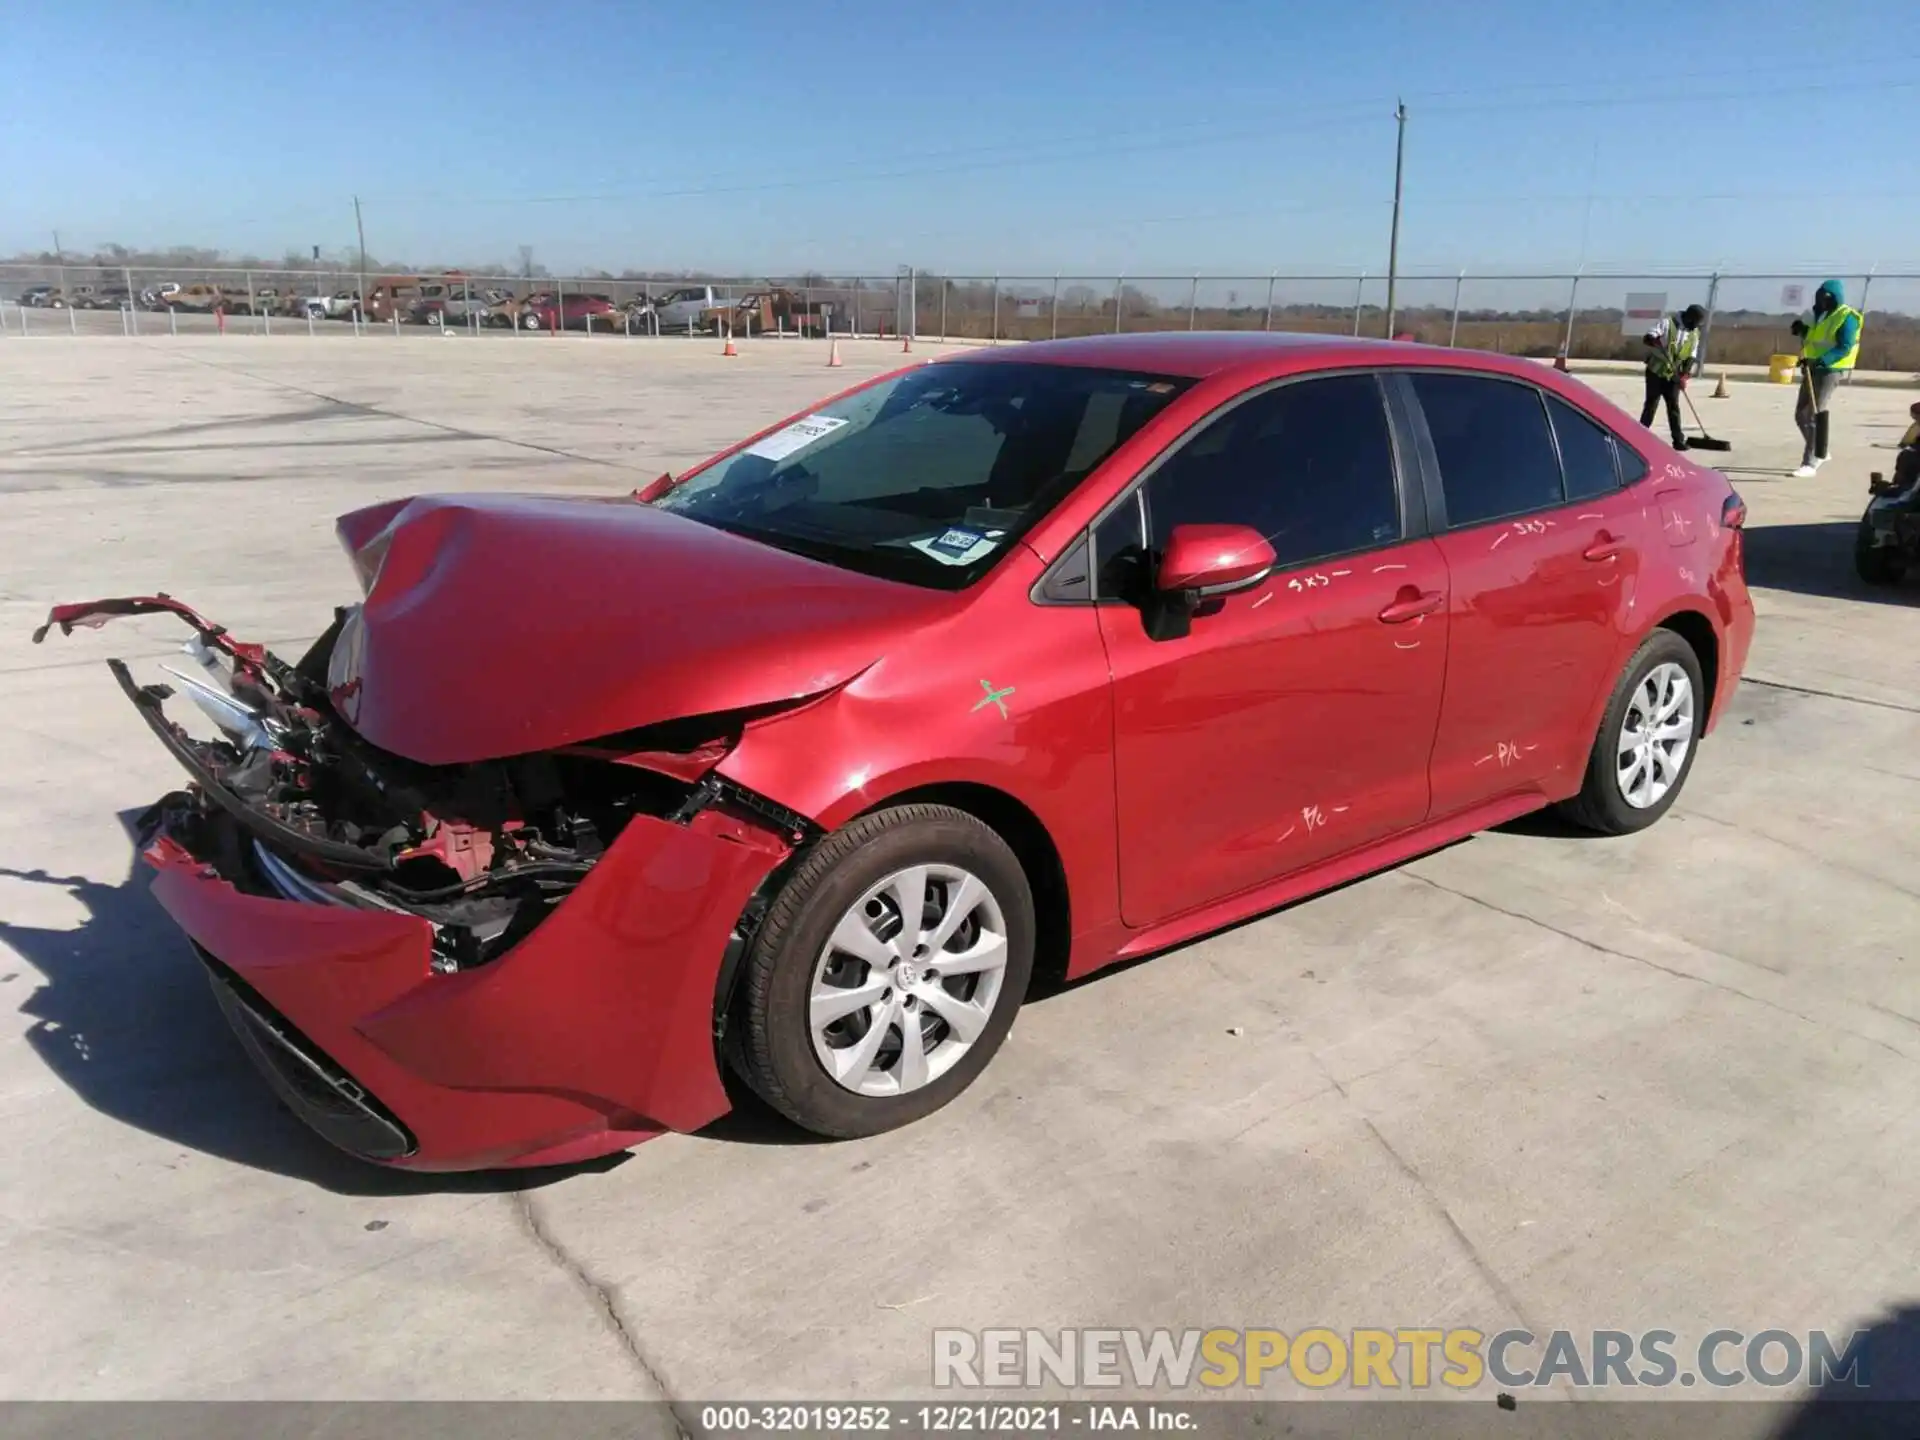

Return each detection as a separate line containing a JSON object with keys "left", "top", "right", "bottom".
{"left": 1769, "top": 1303, "right": 1920, "bottom": 1438}
{"left": 694, "top": 1078, "right": 839, "bottom": 1146}
{"left": 1742, "top": 520, "right": 1920, "bottom": 606}
{"left": 0, "top": 812, "right": 617, "bottom": 1196}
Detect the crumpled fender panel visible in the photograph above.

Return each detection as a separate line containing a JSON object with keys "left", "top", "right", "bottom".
{"left": 147, "top": 809, "right": 785, "bottom": 1169}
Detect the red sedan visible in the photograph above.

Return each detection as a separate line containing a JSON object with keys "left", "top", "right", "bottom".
{"left": 518, "top": 292, "right": 617, "bottom": 331}
{"left": 35, "top": 333, "right": 1754, "bottom": 1170}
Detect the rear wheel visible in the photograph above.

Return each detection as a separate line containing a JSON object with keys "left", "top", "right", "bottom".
{"left": 733, "top": 805, "right": 1034, "bottom": 1138}
{"left": 1557, "top": 630, "right": 1705, "bottom": 835}
{"left": 1855, "top": 515, "right": 1905, "bottom": 585}
{"left": 522, "top": 311, "right": 543, "bottom": 330}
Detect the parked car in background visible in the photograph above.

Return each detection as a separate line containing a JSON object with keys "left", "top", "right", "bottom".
{"left": 141, "top": 282, "right": 182, "bottom": 310}
{"left": 363, "top": 277, "right": 424, "bottom": 324}
{"left": 301, "top": 290, "right": 362, "bottom": 321}
{"left": 31, "top": 332, "right": 1754, "bottom": 1170}
{"left": 18, "top": 285, "right": 56, "bottom": 307}
{"left": 653, "top": 284, "right": 725, "bottom": 331}
{"left": 161, "top": 283, "right": 235, "bottom": 314}
{"left": 517, "top": 292, "right": 617, "bottom": 331}
{"left": 81, "top": 286, "right": 135, "bottom": 310}
{"left": 733, "top": 287, "right": 831, "bottom": 336}
{"left": 435, "top": 286, "right": 516, "bottom": 327}
{"left": 364, "top": 274, "right": 470, "bottom": 324}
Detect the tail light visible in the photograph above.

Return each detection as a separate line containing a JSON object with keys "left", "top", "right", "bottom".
{"left": 1721, "top": 490, "right": 1747, "bottom": 529}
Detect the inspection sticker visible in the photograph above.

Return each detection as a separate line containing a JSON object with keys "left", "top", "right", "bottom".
{"left": 742, "top": 414, "right": 848, "bottom": 462}
{"left": 911, "top": 527, "right": 1002, "bottom": 566}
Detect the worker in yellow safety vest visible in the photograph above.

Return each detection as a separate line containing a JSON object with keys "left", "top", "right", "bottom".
{"left": 1639, "top": 304, "right": 1706, "bottom": 450}
{"left": 1789, "top": 279, "right": 1863, "bottom": 477}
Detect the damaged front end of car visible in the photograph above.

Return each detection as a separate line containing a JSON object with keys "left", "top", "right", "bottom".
{"left": 47, "top": 594, "right": 796, "bottom": 973}
{"left": 32, "top": 593, "right": 823, "bottom": 1169}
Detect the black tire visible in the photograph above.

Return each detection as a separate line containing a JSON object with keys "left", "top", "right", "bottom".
{"left": 1855, "top": 515, "right": 1905, "bottom": 585}
{"left": 732, "top": 804, "right": 1035, "bottom": 1139}
{"left": 1557, "top": 629, "right": 1706, "bottom": 835}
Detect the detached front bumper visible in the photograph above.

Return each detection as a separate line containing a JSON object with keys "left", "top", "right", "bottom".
{"left": 141, "top": 798, "right": 782, "bottom": 1171}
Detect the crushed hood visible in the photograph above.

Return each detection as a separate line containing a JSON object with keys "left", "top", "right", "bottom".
{"left": 327, "top": 493, "right": 944, "bottom": 766}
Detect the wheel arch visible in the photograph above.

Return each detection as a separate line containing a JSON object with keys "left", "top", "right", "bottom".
{"left": 1654, "top": 607, "right": 1721, "bottom": 727}
{"left": 709, "top": 777, "right": 1075, "bottom": 1065}
{"left": 853, "top": 781, "right": 1073, "bottom": 995}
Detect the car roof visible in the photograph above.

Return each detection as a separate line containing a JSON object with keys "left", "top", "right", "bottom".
{"left": 955, "top": 330, "right": 1549, "bottom": 383}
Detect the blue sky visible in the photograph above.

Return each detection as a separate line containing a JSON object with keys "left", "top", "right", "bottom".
{"left": 3, "top": 0, "right": 1916, "bottom": 278}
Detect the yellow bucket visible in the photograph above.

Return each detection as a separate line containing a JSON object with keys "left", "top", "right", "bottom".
{"left": 1768, "top": 353, "right": 1799, "bottom": 384}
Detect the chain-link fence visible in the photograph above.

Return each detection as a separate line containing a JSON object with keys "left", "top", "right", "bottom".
{"left": 3, "top": 263, "right": 1915, "bottom": 370}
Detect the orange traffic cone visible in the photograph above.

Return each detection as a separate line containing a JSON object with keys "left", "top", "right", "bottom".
{"left": 1712, "top": 372, "right": 1729, "bottom": 398}
{"left": 901, "top": 332, "right": 912, "bottom": 353}
{"left": 722, "top": 326, "right": 738, "bottom": 357}
{"left": 1553, "top": 347, "right": 1569, "bottom": 372}
{"left": 827, "top": 337, "right": 843, "bottom": 367}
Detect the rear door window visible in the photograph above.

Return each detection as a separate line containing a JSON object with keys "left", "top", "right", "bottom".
{"left": 1409, "top": 373, "right": 1564, "bottom": 528}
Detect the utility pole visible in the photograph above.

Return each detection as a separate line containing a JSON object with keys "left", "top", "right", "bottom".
{"left": 352, "top": 196, "right": 368, "bottom": 307}
{"left": 52, "top": 229, "right": 66, "bottom": 303}
{"left": 1384, "top": 100, "right": 1407, "bottom": 338}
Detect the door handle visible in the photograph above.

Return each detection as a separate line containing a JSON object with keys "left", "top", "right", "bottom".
{"left": 1584, "top": 534, "right": 1624, "bottom": 562}
{"left": 1378, "top": 589, "right": 1444, "bottom": 624}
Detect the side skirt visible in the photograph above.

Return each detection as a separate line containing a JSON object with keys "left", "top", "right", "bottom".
{"left": 1109, "top": 789, "right": 1549, "bottom": 964}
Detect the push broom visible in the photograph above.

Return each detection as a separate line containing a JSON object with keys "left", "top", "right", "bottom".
{"left": 1681, "top": 383, "right": 1733, "bottom": 452}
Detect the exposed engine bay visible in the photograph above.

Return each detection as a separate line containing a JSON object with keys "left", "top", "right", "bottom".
{"left": 34, "top": 595, "right": 813, "bottom": 975}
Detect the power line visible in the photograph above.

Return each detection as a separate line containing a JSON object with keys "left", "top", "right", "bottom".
{"left": 1421, "top": 76, "right": 1917, "bottom": 118}
{"left": 1401, "top": 51, "right": 1920, "bottom": 105}
{"left": 398, "top": 114, "right": 1390, "bottom": 209}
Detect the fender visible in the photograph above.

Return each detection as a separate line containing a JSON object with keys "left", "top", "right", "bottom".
{"left": 716, "top": 644, "right": 1125, "bottom": 964}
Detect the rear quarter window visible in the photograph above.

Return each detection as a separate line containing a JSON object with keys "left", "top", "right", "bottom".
{"left": 1615, "top": 439, "right": 1650, "bottom": 484}
{"left": 1544, "top": 393, "right": 1624, "bottom": 501}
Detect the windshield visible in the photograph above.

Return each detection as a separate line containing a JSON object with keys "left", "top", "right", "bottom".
{"left": 653, "top": 360, "right": 1191, "bottom": 589}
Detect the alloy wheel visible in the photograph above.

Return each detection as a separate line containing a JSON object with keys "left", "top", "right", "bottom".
{"left": 809, "top": 864, "right": 1010, "bottom": 1097}
{"left": 1616, "top": 661, "right": 1695, "bottom": 809}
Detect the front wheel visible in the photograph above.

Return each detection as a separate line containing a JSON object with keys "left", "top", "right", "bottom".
{"left": 1557, "top": 630, "right": 1705, "bottom": 835}
{"left": 522, "top": 311, "right": 543, "bottom": 330}
{"left": 1855, "top": 515, "right": 1905, "bottom": 585}
{"left": 732, "top": 805, "right": 1035, "bottom": 1139}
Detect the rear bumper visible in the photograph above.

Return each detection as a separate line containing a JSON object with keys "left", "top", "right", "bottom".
{"left": 141, "top": 804, "right": 783, "bottom": 1171}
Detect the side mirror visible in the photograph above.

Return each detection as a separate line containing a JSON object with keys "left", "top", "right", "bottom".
{"left": 1156, "top": 523, "right": 1276, "bottom": 600}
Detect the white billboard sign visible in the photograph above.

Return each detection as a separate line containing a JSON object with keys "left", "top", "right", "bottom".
{"left": 1622, "top": 292, "right": 1668, "bottom": 338}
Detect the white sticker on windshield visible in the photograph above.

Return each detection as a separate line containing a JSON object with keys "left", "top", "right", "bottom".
{"left": 742, "top": 414, "right": 848, "bottom": 462}
{"left": 911, "top": 527, "right": 1002, "bottom": 566}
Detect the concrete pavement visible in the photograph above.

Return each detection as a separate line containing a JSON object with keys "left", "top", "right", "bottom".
{"left": 2, "top": 336, "right": 1917, "bottom": 1427}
